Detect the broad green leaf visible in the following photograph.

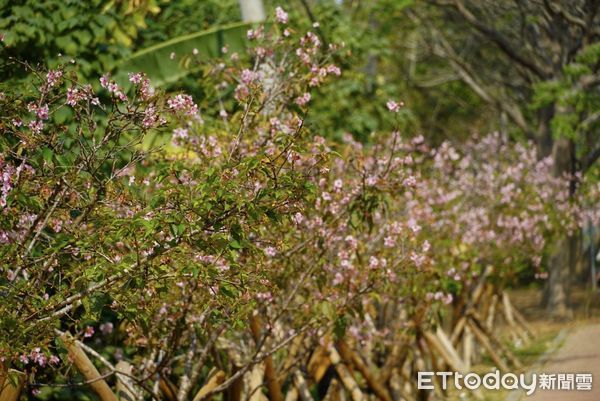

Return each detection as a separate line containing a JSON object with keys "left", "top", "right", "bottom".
{"left": 115, "top": 22, "right": 254, "bottom": 88}
{"left": 229, "top": 239, "right": 242, "bottom": 249}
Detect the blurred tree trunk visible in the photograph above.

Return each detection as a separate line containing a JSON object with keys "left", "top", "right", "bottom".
{"left": 540, "top": 126, "right": 573, "bottom": 317}
{"left": 544, "top": 239, "right": 573, "bottom": 318}
{"left": 417, "top": 0, "right": 600, "bottom": 318}
{"left": 542, "top": 112, "right": 578, "bottom": 318}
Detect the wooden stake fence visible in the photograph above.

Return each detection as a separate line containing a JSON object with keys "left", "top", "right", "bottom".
{"left": 1, "top": 279, "right": 534, "bottom": 401}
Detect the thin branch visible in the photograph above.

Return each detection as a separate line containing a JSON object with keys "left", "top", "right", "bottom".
{"left": 583, "top": 146, "right": 600, "bottom": 173}
{"left": 417, "top": 12, "right": 532, "bottom": 135}
{"left": 542, "top": 0, "right": 587, "bottom": 29}
{"left": 439, "top": 0, "right": 551, "bottom": 78}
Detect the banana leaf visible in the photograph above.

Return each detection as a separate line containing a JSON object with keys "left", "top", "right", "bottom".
{"left": 115, "top": 21, "right": 254, "bottom": 87}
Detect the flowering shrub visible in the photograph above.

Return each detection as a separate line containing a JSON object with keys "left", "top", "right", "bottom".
{"left": 405, "top": 134, "right": 584, "bottom": 301}
{"left": 0, "top": 59, "right": 169, "bottom": 363}
{"left": 0, "top": 16, "right": 348, "bottom": 396}
{"left": 0, "top": 8, "right": 593, "bottom": 401}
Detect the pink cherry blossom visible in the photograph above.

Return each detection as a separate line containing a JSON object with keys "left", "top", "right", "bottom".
{"left": 84, "top": 326, "right": 95, "bottom": 338}
{"left": 28, "top": 120, "right": 44, "bottom": 134}
{"left": 275, "top": 6, "right": 289, "bottom": 24}
{"left": 386, "top": 99, "right": 404, "bottom": 112}
{"left": 128, "top": 72, "right": 143, "bottom": 84}
{"left": 295, "top": 92, "right": 311, "bottom": 106}
{"left": 46, "top": 69, "right": 63, "bottom": 88}
{"left": 36, "top": 104, "right": 49, "bottom": 120}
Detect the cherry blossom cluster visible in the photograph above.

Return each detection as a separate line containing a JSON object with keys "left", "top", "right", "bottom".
{"left": 0, "top": 8, "right": 591, "bottom": 398}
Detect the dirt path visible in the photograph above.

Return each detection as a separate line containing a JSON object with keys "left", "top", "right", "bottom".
{"left": 521, "top": 323, "right": 600, "bottom": 400}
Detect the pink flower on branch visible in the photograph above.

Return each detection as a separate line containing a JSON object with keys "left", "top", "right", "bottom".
{"left": 386, "top": 99, "right": 404, "bottom": 112}
{"left": 128, "top": 72, "right": 143, "bottom": 84}
{"left": 36, "top": 104, "right": 49, "bottom": 120}
{"left": 275, "top": 6, "right": 289, "bottom": 24}
{"left": 46, "top": 70, "right": 63, "bottom": 88}
{"left": 167, "top": 94, "right": 199, "bottom": 116}
{"left": 83, "top": 326, "right": 95, "bottom": 338}
{"left": 295, "top": 92, "right": 311, "bottom": 106}
{"left": 28, "top": 120, "right": 44, "bottom": 134}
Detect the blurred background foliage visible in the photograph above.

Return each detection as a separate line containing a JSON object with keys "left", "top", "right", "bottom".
{"left": 0, "top": 0, "right": 496, "bottom": 143}
{"left": 0, "top": 0, "right": 598, "bottom": 379}
{"left": 284, "top": 0, "right": 495, "bottom": 143}
{"left": 0, "top": 0, "right": 152, "bottom": 79}
{"left": 1, "top": 0, "right": 597, "bottom": 152}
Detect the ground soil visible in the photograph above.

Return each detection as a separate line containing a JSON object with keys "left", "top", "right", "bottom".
{"left": 523, "top": 323, "right": 600, "bottom": 400}
{"left": 504, "top": 286, "right": 600, "bottom": 400}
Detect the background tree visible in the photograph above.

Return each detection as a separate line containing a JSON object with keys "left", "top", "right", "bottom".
{"left": 407, "top": 0, "right": 600, "bottom": 317}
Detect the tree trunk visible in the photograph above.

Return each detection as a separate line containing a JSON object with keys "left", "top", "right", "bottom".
{"left": 544, "top": 238, "right": 573, "bottom": 319}
{"left": 536, "top": 105, "right": 554, "bottom": 158}
{"left": 543, "top": 135, "right": 576, "bottom": 318}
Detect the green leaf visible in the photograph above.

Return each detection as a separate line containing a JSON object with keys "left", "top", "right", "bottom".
{"left": 229, "top": 239, "right": 242, "bottom": 249}
{"left": 333, "top": 315, "right": 348, "bottom": 340}
{"left": 42, "top": 147, "right": 54, "bottom": 164}
{"left": 115, "top": 22, "right": 255, "bottom": 88}
{"left": 55, "top": 35, "right": 78, "bottom": 54}
{"left": 220, "top": 283, "right": 237, "bottom": 298}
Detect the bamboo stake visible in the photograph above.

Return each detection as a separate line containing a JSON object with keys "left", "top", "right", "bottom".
{"left": 399, "top": 357, "right": 414, "bottom": 399}
{"left": 501, "top": 293, "right": 529, "bottom": 344}
{"left": 115, "top": 361, "right": 137, "bottom": 401}
{"left": 512, "top": 309, "right": 535, "bottom": 337}
{"left": 501, "top": 293, "right": 515, "bottom": 325}
{"left": 389, "top": 368, "right": 416, "bottom": 401}
{"left": 478, "top": 285, "right": 493, "bottom": 319}
{"left": 450, "top": 316, "right": 467, "bottom": 345}
{"left": 308, "top": 346, "right": 331, "bottom": 383}
{"left": 0, "top": 370, "right": 25, "bottom": 401}
{"left": 485, "top": 294, "right": 498, "bottom": 332}
{"left": 425, "top": 339, "right": 446, "bottom": 400}
{"left": 429, "top": 328, "right": 485, "bottom": 401}
{"left": 470, "top": 266, "right": 493, "bottom": 307}
{"left": 328, "top": 345, "right": 366, "bottom": 401}
{"left": 60, "top": 332, "right": 118, "bottom": 401}
{"left": 388, "top": 367, "right": 399, "bottom": 394}
{"left": 192, "top": 370, "right": 226, "bottom": 401}
{"left": 284, "top": 386, "right": 299, "bottom": 401}
{"left": 336, "top": 340, "right": 392, "bottom": 401}
{"left": 472, "top": 315, "right": 522, "bottom": 370}
{"left": 250, "top": 314, "right": 283, "bottom": 401}
{"left": 503, "top": 292, "right": 535, "bottom": 337}
{"left": 247, "top": 364, "right": 268, "bottom": 401}
{"left": 278, "top": 334, "right": 304, "bottom": 384}
{"left": 322, "top": 378, "right": 342, "bottom": 401}
{"left": 414, "top": 344, "right": 440, "bottom": 400}
{"left": 292, "top": 371, "right": 314, "bottom": 401}
{"left": 221, "top": 343, "right": 245, "bottom": 401}
{"left": 423, "top": 330, "right": 467, "bottom": 373}
{"left": 226, "top": 364, "right": 244, "bottom": 401}
{"left": 451, "top": 266, "right": 493, "bottom": 344}
{"left": 159, "top": 378, "right": 178, "bottom": 401}
{"left": 244, "top": 363, "right": 266, "bottom": 401}
{"left": 462, "top": 326, "right": 473, "bottom": 370}
{"left": 435, "top": 327, "right": 466, "bottom": 371}
{"left": 467, "top": 320, "right": 509, "bottom": 372}
{"left": 378, "top": 339, "right": 408, "bottom": 384}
